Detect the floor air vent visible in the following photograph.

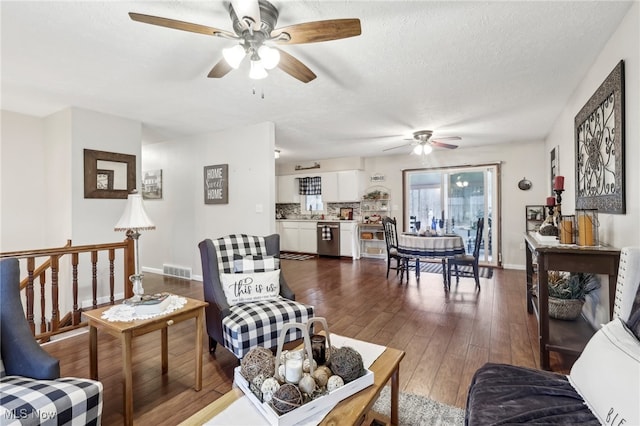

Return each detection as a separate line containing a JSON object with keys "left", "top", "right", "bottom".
{"left": 163, "top": 264, "right": 192, "bottom": 280}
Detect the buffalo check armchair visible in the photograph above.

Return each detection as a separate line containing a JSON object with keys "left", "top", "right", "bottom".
{"left": 0, "top": 258, "right": 103, "bottom": 425}
{"left": 198, "top": 234, "right": 314, "bottom": 359}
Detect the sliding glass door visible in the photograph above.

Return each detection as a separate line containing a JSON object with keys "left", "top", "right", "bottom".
{"left": 404, "top": 164, "right": 500, "bottom": 266}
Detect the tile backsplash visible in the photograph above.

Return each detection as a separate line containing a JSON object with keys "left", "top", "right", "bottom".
{"left": 276, "top": 202, "right": 361, "bottom": 220}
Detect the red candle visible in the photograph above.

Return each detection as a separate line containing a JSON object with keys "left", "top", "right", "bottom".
{"left": 553, "top": 175, "right": 564, "bottom": 191}
{"left": 546, "top": 196, "right": 556, "bottom": 206}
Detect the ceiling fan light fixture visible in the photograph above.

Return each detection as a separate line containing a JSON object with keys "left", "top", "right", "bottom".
{"left": 223, "top": 44, "right": 246, "bottom": 69}
{"left": 413, "top": 145, "right": 423, "bottom": 155}
{"left": 422, "top": 144, "right": 433, "bottom": 155}
{"left": 258, "top": 45, "right": 280, "bottom": 70}
{"left": 249, "top": 59, "right": 268, "bottom": 79}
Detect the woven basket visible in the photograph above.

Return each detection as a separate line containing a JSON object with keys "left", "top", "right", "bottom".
{"left": 548, "top": 297, "right": 584, "bottom": 320}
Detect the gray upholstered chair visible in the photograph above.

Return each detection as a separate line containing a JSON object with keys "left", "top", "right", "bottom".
{"left": 0, "top": 257, "right": 103, "bottom": 424}
{"left": 198, "top": 234, "right": 314, "bottom": 358}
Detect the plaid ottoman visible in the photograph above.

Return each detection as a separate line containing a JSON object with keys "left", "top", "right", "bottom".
{"left": 0, "top": 376, "right": 103, "bottom": 426}
{"left": 223, "top": 298, "right": 315, "bottom": 358}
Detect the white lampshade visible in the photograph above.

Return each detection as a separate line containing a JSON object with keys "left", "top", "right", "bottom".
{"left": 223, "top": 44, "right": 246, "bottom": 69}
{"left": 249, "top": 59, "right": 268, "bottom": 80}
{"left": 114, "top": 192, "right": 156, "bottom": 231}
{"left": 258, "top": 45, "right": 280, "bottom": 70}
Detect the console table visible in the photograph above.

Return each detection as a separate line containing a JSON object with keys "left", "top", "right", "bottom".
{"left": 524, "top": 233, "right": 620, "bottom": 370}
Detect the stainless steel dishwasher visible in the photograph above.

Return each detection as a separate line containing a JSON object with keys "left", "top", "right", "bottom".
{"left": 317, "top": 222, "right": 341, "bottom": 256}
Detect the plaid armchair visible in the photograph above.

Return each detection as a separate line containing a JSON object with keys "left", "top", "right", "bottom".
{"left": 198, "top": 234, "right": 314, "bottom": 358}
{"left": 0, "top": 258, "right": 103, "bottom": 425}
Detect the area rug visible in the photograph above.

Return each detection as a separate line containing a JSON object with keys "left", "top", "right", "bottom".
{"left": 372, "top": 386, "right": 465, "bottom": 426}
{"left": 279, "top": 253, "right": 316, "bottom": 260}
{"left": 419, "top": 262, "right": 493, "bottom": 278}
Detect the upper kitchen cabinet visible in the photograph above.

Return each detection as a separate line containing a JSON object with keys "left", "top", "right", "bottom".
{"left": 277, "top": 175, "right": 300, "bottom": 203}
{"left": 321, "top": 170, "right": 363, "bottom": 202}
{"left": 321, "top": 173, "right": 338, "bottom": 201}
{"left": 336, "top": 171, "right": 362, "bottom": 201}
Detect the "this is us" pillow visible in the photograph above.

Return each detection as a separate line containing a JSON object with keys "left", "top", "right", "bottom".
{"left": 220, "top": 270, "right": 281, "bottom": 305}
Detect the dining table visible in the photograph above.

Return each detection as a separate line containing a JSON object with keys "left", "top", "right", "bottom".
{"left": 397, "top": 233, "right": 466, "bottom": 287}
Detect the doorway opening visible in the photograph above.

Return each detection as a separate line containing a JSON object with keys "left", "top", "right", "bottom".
{"left": 403, "top": 164, "right": 501, "bottom": 267}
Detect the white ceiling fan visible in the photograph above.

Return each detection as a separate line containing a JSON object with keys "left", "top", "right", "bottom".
{"left": 383, "top": 130, "right": 462, "bottom": 155}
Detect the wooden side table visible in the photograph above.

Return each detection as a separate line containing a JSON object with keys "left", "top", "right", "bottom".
{"left": 524, "top": 233, "right": 620, "bottom": 370}
{"left": 83, "top": 296, "right": 207, "bottom": 426}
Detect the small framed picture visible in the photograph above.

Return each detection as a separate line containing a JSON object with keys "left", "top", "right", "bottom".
{"left": 96, "top": 169, "right": 114, "bottom": 190}
{"left": 142, "top": 169, "right": 163, "bottom": 200}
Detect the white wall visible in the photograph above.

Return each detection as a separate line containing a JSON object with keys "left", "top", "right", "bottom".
{"left": 1, "top": 111, "right": 46, "bottom": 251}
{"left": 1, "top": 109, "right": 276, "bottom": 298}
{"left": 545, "top": 2, "right": 640, "bottom": 249}
{"left": 141, "top": 122, "right": 276, "bottom": 279}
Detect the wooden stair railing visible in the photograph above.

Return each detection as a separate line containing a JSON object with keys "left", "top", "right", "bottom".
{"left": 1, "top": 238, "right": 134, "bottom": 342}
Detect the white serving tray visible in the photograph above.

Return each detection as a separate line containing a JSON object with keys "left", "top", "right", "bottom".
{"left": 234, "top": 367, "right": 374, "bottom": 426}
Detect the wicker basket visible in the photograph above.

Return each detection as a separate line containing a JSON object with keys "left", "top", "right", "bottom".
{"left": 548, "top": 297, "right": 584, "bottom": 320}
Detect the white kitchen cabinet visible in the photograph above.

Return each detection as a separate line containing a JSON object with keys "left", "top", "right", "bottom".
{"left": 298, "top": 222, "right": 317, "bottom": 253}
{"left": 277, "top": 175, "right": 299, "bottom": 203}
{"left": 278, "top": 221, "right": 317, "bottom": 253}
{"left": 336, "top": 171, "right": 362, "bottom": 201}
{"left": 280, "top": 221, "right": 299, "bottom": 252}
{"left": 339, "top": 222, "right": 358, "bottom": 258}
{"left": 321, "top": 173, "right": 338, "bottom": 202}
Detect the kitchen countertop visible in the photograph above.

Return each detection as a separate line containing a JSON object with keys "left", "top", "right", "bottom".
{"left": 276, "top": 219, "right": 358, "bottom": 223}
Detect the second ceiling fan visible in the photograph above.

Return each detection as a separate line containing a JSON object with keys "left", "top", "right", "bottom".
{"left": 129, "top": 0, "right": 361, "bottom": 83}
{"left": 383, "top": 130, "right": 461, "bottom": 155}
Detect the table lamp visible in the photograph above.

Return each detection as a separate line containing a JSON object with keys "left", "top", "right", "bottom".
{"left": 114, "top": 191, "right": 155, "bottom": 301}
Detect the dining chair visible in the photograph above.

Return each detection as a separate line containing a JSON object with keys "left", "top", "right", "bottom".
{"left": 382, "top": 217, "right": 417, "bottom": 283}
{"left": 448, "top": 217, "right": 484, "bottom": 289}
{"left": 382, "top": 217, "right": 404, "bottom": 278}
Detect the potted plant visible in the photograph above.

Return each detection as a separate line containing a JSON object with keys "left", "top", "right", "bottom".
{"left": 547, "top": 271, "right": 600, "bottom": 320}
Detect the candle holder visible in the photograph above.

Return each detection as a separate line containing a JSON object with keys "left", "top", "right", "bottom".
{"left": 576, "top": 209, "right": 599, "bottom": 246}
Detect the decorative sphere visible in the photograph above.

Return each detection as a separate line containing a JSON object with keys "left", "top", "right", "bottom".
{"left": 271, "top": 383, "right": 303, "bottom": 414}
{"left": 303, "top": 358, "right": 317, "bottom": 373}
{"left": 312, "top": 369, "right": 329, "bottom": 387}
{"left": 261, "top": 377, "right": 280, "bottom": 403}
{"left": 252, "top": 373, "right": 266, "bottom": 390}
{"left": 327, "top": 375, "right": 344, "bottom": 392}
{"left": 298, "top": 374, "right": 316, "bottom": 394}
{"left": 241, "top": 347, "right": 275, "bottom": 382}
{"left": 329, "top": 346, "right": 365, "bottom": 383}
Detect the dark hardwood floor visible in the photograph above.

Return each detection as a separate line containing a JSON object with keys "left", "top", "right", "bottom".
{"left": 42, "top": 256, "right": 571, "bottom": 425}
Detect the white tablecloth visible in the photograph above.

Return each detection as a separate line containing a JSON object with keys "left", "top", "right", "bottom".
{"left": 397, "top": 234, "right": 465, "bottom": 258}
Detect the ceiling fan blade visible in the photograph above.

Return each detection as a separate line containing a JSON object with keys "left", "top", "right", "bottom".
{"left": 430, "top": 141, "right": 459, "bottom": 149}
{"left": 230, "top": 0, "right": 261, "bottom": 31}
{"left": 129, "top": 12, "right": 236, "bottom": 38}
{"left": 383, "top": 143, "right": 412, "bottom": 152}
{"left": 271, "top": 19, "right": 361, "bottom": 44}
{"left": 432, "top": 136, "right": 462, "bottom": 142}
{"left": 275, "top": 48, "right": 316, "bottom": 83}
{"left": 207, "top": 59, "right": 233, "bottom": 78}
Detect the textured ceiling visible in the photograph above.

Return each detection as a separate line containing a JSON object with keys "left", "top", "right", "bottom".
{"left": 1, "top": 1, "right": 632, "bottom": 162}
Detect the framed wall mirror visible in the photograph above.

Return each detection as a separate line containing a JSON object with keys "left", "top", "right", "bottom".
{"left": 84, "top": 149, "right": 136, "bottom": 199}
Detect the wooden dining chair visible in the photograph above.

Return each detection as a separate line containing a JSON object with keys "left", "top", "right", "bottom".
{"left": 448, "top": 217, "right": 484, "bottom": 289}
{"left": 382, "top": 217, "right": 417, "bottom": 283}
{"left": 382, "top": 217, "right": 404, "bottom": 279}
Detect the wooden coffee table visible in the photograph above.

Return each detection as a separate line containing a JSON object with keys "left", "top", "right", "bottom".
{"left": 181, "top": 344, "right": 405, "bottom": 425}
{"left": 84, "top": 296, "right": 207, "bottom": 426}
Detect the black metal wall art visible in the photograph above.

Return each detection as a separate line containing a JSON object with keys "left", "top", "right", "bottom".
{"left": 575, "top": 60, "right": 625, "bottom": 214}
